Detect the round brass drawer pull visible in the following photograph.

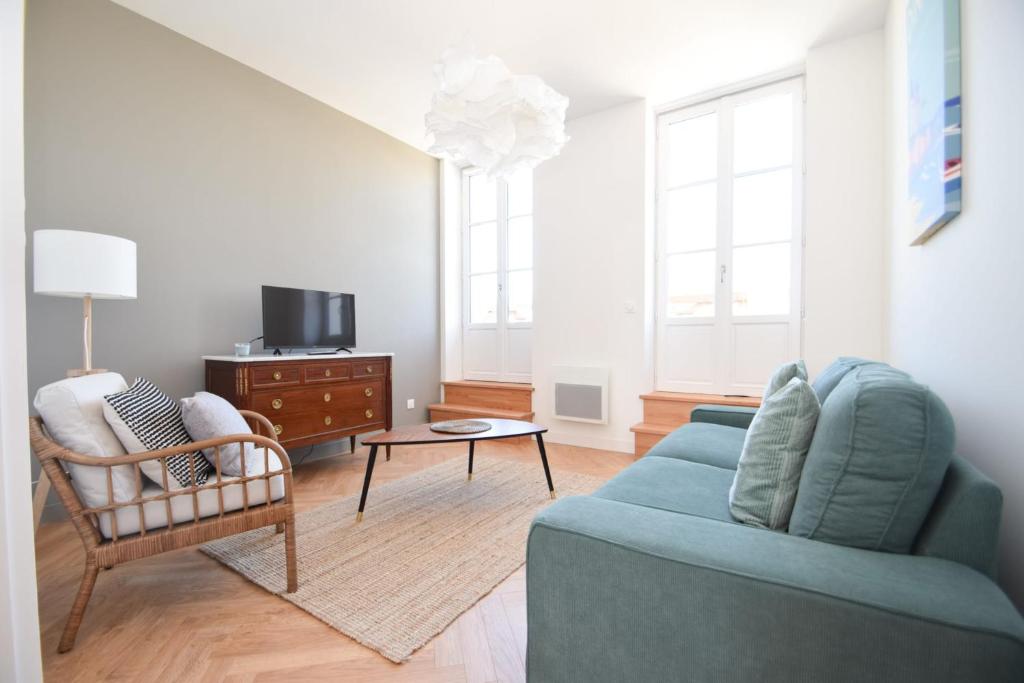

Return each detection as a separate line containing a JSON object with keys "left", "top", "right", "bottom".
{"left": 366, "top": 366, "right": 373, "bottom": 374}
{"left": 324, "top": 416, "right": 332, "bottom": 426}
{"left": 324, "top": 392, "right": 331, "bottom": 402}
{"left": 273, "top": 424, "right": 283, "bottom": 435}
{"left": 365, "top": 409, "right": 374, "bottom": 419}
{"left": 272, "top": 371, "right": 282, "bottom": 381}
{"left": 271, "top": 398, "right": 283, "bottom": 410}
{"left": 364, "top": 387, "right": 373, "bottom": 397}
{"left": 325, "top": 368, "right": 332, "bottom": 377}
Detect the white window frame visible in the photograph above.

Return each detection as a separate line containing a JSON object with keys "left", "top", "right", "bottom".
{"left": 461, "top": 169, "right": 532, "bottom": 382}
{"left": 655, "top": 77, "right": 804, "bottom": 396}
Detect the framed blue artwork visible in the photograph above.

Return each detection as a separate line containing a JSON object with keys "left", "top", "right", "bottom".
{"left": 906, "top": 0, "right": 961, "bottom": 245}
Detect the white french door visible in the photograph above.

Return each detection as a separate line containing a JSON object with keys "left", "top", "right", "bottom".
{"left": 655, "top": 78, "right": 803, "bottom": 396}
{"left": 461, "top": 169, "right": 533, "bottom": 382}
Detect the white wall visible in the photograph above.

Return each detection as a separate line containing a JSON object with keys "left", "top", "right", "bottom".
{"left": 533, "top": 100, "right": 654, "bottom": 452}
{"left": 804, "top": 31, "right": 887, "bottom": 376}
{"left": 885, "top": 0, "right": 1024, "bottom": 605}
{"left": 0, "top": 0, "right": 44, "bottom": 678}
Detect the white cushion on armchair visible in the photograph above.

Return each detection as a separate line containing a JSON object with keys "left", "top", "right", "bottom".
{"left": 33, "top": 373, "right": 139, "bottom": 511}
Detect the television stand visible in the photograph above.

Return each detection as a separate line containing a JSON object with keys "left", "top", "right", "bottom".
{"left": 308, "top": 347, "right": 353, "bottom": 355}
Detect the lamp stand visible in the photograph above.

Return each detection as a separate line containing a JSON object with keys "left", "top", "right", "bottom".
{"left": 67, "top": 295, "right": 106, "bottom": 378}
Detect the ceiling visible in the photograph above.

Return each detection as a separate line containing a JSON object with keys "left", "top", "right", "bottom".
{"left": 112, "top": 0, "right": 887, "bottom": 152}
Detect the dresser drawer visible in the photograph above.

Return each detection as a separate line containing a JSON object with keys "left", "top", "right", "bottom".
{"left": 252, "top": 379, "right": 385, "bottom": 418}
{"left": 250, "top": 365, "right": 301, "bottom": 388}
{"left": 268, "top": 402, "right": 386, "bottom": 442}
{"left": 304, "top": 362, "right": 351, "bottom": 383}
{"left": 353, "top": 360, "right": 386, "bottom": 378}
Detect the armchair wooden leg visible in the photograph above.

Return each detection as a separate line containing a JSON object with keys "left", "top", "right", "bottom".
{"left": 58, "top": 559, "right": 100, "bottom": 653}
{"left": 283, "top": 517, "right": 298, "bottom": 593}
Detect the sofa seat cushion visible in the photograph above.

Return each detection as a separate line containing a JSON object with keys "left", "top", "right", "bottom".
{"left": 644, "top": 422, "right": 746, "bottom": 471}
{"left": 790, "top": 366, "right": 954, "bottom": 553}
{"left": 594, "top": 456, "right": 737, "bottom": 523}
{"left": 97, "top": 450, "right": 286, "bottom": 539}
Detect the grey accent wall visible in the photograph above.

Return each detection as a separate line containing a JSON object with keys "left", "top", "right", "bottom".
{"left": 25, "top": 0, "right": 440, "bottom": 516}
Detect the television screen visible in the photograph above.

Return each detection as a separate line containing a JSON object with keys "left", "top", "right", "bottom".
{"left": 262, "top": 285, "right": 355, "bottom": 350}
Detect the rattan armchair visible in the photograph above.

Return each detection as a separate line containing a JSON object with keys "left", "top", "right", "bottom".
{"left": 29, "top": 410, "right": 297, "bottom": 653}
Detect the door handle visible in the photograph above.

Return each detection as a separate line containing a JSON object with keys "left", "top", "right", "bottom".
{"left": 720, "top": 264, "right": 727, "bottom": 284}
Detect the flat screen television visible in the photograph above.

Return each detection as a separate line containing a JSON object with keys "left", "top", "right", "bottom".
{"left": 262, "top": 285, "right": 355, "bottom": 352}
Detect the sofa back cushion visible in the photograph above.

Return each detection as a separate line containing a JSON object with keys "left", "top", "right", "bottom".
{"left": 789, "top": 365, "right": 954, "bottom": 553}
{"left": 913, "top": 455, "right": 1003, "bottom": 578}
{"left": 33, "top": 372, "right": 139, "bottom": 510}
{"left": 811, "top": 356, "right": 885, "bottom": 403}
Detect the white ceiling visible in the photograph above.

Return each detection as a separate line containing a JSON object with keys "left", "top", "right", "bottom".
{"left": 112, "top": 0, "right": 887, "bottom": 152}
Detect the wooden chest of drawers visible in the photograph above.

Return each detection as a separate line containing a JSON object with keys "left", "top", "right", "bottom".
{"left": 204, "top": 355, "right": 393, "bottom": 449}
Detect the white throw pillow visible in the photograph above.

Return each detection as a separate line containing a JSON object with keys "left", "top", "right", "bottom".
{"left": 103, "top": 378, "right": 213, "bottom": 490}
{"left": 33, "top": 373, "right": 139, "bottom": 509}
{"left": 180, "top": 391, "right": 259, "bottom": 476}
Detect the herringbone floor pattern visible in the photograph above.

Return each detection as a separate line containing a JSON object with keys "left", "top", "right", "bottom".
{"left": 35, "top": 438, "right": 634, "bottom": 682}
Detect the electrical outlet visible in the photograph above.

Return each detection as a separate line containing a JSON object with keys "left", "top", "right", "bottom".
{"left": 407, "top": 398, "right": 415, "bottom": 410}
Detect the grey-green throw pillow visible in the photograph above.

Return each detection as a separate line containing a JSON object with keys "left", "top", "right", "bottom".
{"left": 789, "top": 367, "right": 954, "bottom": 553}
{"left": 729, "top": 378, "right": 820, "bottom": 529}
{"left": 811, "top": 357, "right": 884, "bottom": 403}
{"left": 762, "top": 359, "right": 808, "bottom": 402}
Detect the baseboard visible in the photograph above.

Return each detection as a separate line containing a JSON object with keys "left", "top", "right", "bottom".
{"left": 542, "top": 430, "right": 635, "bottom": 455}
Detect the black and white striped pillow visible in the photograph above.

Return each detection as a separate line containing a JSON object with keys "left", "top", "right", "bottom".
{"left": 103, "top": 378, "right": 213, "bottom": 489}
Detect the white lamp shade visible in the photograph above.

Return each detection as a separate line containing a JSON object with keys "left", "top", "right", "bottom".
{"left": 34, "top": 229, "right": 137, "bottom": 299}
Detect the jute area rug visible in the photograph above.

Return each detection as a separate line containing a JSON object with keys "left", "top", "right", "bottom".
{"left": 201, "top": 455, "right": 603, "bottom": 663}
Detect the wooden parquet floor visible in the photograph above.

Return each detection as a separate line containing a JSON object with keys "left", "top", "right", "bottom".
{"left": 34, "top": 439, "right": 634, "bottom": 682}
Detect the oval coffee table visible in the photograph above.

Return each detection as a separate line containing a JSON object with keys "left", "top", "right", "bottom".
{"left": 355, "top": 418, "right": 554, "bottom": 521}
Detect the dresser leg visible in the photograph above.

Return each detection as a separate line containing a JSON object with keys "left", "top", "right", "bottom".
{"left": 386, "top": 445, "right": 391, "bottom": 462}
{"left": 467, "top": 440, "right": 475, "bottom": 481}
{"left": 349, "top": 434, "right": 356, "bottom": 453}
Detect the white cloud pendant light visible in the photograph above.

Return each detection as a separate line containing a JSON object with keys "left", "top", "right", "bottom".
{"left": 425, "top": 48, "right": 569, "bottom": 178}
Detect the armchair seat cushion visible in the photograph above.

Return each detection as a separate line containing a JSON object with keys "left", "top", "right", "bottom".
{"left": 594, "top": 457, "right": 737, "bottom": 523}
{"left": 98, "top": 451, "right": 286, "bottom": 539}
{"left": 644, "top": 422, "right": 746, "bottom": 470}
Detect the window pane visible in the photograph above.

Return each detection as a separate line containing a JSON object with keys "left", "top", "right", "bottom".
{"left": 469, "top": 173, "right": 497, "bottom": 224}
{"left": 469, "top": 222, "right": 496, "bottom": 273}
{"left": 470, "top": 273, "right": 497, "bottom": 323}
{"left": 732, "top": 169, "right": 792, "bottom": 246}
{"left": 732, "top": 243, "right": 791, "bottom": 315}
{"left": 508, "top": 216, "right": 532, "bottom": 270}
{"left": 666, "top": 251, "right": 715, "bottom": 317}
{"left": 507, "top": 169, "right": 533, "bottom": 217}
{"left": 507, "top": 270, "right": 533, "bottom": 323}
{"left": 733, "top": 93, "right": 793, "bottom": 174}
{"left": 666, "top": 182, "right": 716, "bottom": 253}
{"left": 667, "top": 113, "right": 717, "bottom": 186}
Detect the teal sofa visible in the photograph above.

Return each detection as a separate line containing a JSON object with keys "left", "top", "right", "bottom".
{"left": 526, "top": 362, "right": 1024, "bottom": 682}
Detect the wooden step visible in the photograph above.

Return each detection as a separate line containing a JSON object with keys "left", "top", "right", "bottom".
{"left": 428, "top": 403, "right": 535, "bottom": 422}
{"left": 641, "top": 391, "right": 759, "bottom": 427}
{"left": 629, "top": 422, "right": 674, "bottom": 458}
{"left": 632, "top": 391, "right": 761, "bottom": 457}
{"left": 441, "top": 381, "right": 533, "bottom": 413}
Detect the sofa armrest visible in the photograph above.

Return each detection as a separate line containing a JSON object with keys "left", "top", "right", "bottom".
{"left": 689, "top": 404, "right": 757, "bottom": 429}
{"left": 526, "top": 497, "right": 1024, "bottom": 683}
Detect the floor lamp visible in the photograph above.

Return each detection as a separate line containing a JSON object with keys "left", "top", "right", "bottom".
{"left": 32, "top": 229, "right": 137, "bottom": 529}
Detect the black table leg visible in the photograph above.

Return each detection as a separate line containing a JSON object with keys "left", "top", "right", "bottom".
{"left": 350, "top": 434, "right": 357, "bottom": 453}
{"left": 356, "top": 444, "right": 378, "bottom": 522}
{"left": 467, "top": 440, "right": 475, "bottom": 481}
{"left": 536, "top": 433, "right": 556, "bottom": 499}
{"left": 386, "top": 444, "right": 391, "bottom": 462}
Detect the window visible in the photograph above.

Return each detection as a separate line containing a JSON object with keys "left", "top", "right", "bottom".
{"left": 462, "top": 169, "right": 533, "bottom": 381}
{"left": 656, "top": 78, "right": 803, "bottom": 395}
